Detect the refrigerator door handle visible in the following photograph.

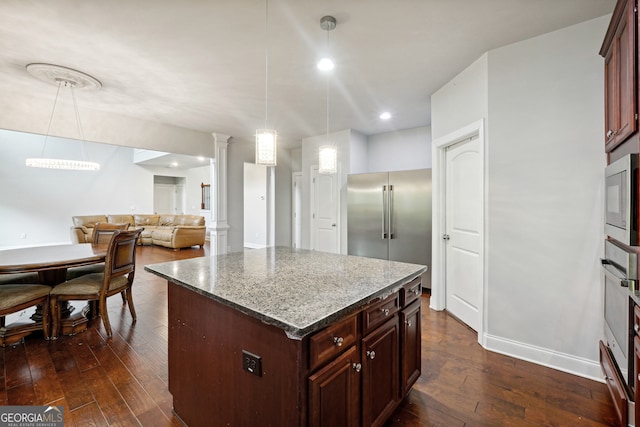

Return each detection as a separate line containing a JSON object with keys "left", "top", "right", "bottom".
{"left": 382, "top": 185, "right": 388, "bottom": 239}
{"left": 388, "top": 184, "right": 394, "bottom": 239}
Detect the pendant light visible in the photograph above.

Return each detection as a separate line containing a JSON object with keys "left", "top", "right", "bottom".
{"left": 255, "top": 0, "right": 277, "bottom": 166}
{"left": 318, "top": 15, "right": 337, "bottom": 175}
{"left": 25, "top": 63, "right": 101, "bottom": 171}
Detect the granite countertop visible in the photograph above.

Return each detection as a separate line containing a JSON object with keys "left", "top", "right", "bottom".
{"left": 144, "top": 246, "right": 427, "bottom": 340}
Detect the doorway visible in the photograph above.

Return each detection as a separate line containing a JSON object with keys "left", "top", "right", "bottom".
{"left": 292, "top": 172, "right": 302, "bottom": 249}
{"left": 310, "top": 166, "right": 339, "bottom": 254}
{"left": 153, "top": 176, "right": 186, "bottom": 215}
{"left": 244, "top": 162, "right": 274, "bottom": 249}
{"left": 432, "top": 119, "right": 485, "bottom": 344}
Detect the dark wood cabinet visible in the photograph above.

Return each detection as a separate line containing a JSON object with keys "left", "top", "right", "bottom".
{"left": 400, "top": 299, "right": 422, "bottom": 396}
{"left": 362, "top": 316, "right": 400, "bottom": 427}
{"left": 600, "top": 340, "right": 629, "bottom": 427}
{"left": 601, "top": 0, "right": 637, "bottom": 152}
{"left": 307, "top": 280, "right": 422, "bottom": 427}
{"left": 308, "top": 345, "right": 361, "bottom": 427}
{"left": 167, "top": 273, "right": 422, "bottom": 427}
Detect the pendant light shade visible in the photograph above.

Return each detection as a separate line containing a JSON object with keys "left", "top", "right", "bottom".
{"left": 255, "top": 128, "right": 277, "bottom": 166}
{"left": 24, "top": 63, "right": 101, "bottom": 171}
{"left": 318, "top": 145, "right": 337, "bottom": 174}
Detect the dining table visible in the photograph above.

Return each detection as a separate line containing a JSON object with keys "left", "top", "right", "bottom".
{"left": 0, "top": 243, "right": 108, "bottom": 344}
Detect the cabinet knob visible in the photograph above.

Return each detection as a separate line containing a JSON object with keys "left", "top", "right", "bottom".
{"left": 607, "top": 129, "right": 614, "bottom": 138}
{"left": 352, "top": 363, "right": 362, "bottom": 373}
{"left": 367, "top": 350, "right": 376, "bottom": 360}
{"left": 406, "top": 319, "right": 412, "bottom": 327}
{"left": 333, "top": 336, "right": 344, "bottom": 347}
{"left": 381, "top": 308, "right": 390, "bottom": 316}
{"left": 413, "top": 289, "right": 420, "bottom": 296}
{"left": 635, "top": 324, "right": 639, "bottom": 333}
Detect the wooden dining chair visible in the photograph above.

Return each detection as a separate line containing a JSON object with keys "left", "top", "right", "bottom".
{"left": 0, "top": 284, "right": 51, "bottom": 345}
{"left": 66, "top": 222, "right": 129, "bottom": 281}
{"left": 50, "top": 228, "right": 142, "bottom": 338}
{"left": 92, "top": 222, "right": 129, "bottom": 244}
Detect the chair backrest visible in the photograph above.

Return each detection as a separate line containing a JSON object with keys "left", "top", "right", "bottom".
{"left": 93, "top": 222, "right": 129, "bottom": 244}
{"left": 103, "top": 229, "right": 142, "bottom": 291}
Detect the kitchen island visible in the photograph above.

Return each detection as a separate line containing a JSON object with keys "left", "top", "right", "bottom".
{"left": 145, "top": 247, "right": 427, "bottom": 427}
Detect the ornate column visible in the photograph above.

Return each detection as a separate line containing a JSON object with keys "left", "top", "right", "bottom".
{"left": 209, "top": 133, "right": 231, "bottom": 255}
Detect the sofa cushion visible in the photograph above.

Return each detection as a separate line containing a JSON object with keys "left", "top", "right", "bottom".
{"left": 158, "top": 214, "right": 205, "bottom": 227}
{"left": 72, "top": 215, "right": 108, "bottom": 228}
{"left": 151, "top": 228, "right": 174, "bottom": 242}
{"left": 108, "top": 214, "right": 134, "bottom": 225}
{"left": 135, "top": 214, "right": 160, "bottom": 227}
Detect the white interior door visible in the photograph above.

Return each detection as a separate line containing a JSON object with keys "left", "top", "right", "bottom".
{"left": 311, "top": 167, "right": 339, "bottom": 253}
{"left": 175, "top": 183, "right": 186, "bottom": 214}
{"left": 444, "top": 136, "right": 482, "bottom": 331}
{"left": 292, "top": 172, "right": 302, "bottom": 249}
{"left": 154, "top": 184, "right": 175, "bottom": 214}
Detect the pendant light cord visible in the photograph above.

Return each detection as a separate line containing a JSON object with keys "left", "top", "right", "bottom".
{"left": 325, "top": 28, "right": 330, "bottom": 143}
{"left": 41, "top": 81, "right": 62, "bottom": 157}
{"left": 264, "top": 0, "right": 269, "bottom": 129}
{"left": 70, "top": 84, "right": 89, "bottom": 161}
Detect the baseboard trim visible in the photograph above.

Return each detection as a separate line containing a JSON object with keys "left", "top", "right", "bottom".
{"left": 484, "top": 333, "right": 604, "bottom": 383}
{"left": 243, "top": 243, "right": 267, "bottom": 249}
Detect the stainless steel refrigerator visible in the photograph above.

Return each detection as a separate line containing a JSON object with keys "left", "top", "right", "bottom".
{"left": 347, "top": 169, "right": 432, "bottom": 288}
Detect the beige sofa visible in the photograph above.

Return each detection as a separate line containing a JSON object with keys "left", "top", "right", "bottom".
{"left": 71, "top": 214, "right": 206, "bottom": 250}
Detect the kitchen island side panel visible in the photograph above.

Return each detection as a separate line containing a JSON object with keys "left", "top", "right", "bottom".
{"left": 168, "top": 281, "right": 306, "bottom": 427}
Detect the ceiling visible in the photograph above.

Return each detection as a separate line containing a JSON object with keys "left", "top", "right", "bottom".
{"left": 0, "top": 0, "right": 615, "bottom": 149}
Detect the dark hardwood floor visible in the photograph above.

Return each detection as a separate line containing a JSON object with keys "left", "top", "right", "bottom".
{"left": 0, "top": 244, "right": 618, "bottom": 426}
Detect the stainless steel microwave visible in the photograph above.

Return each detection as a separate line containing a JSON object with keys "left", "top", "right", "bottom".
{"left": 605, "top": 154, "right": 638, "bottom": 246}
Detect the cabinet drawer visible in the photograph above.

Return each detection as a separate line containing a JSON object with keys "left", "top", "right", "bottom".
{"left": 400, "top": 276, "right": 421, "bottom": 307}
{"left": 309, "top": 314, "right": 358, "bottom": 371}
{"left": 599, "top": 340, "right": 628, "bottom": 427}
{"left": 363, "top": 292, "right": 400, "bottom": 335}
{"left": 634, "top": 303, "right": 640, "bottom": 336}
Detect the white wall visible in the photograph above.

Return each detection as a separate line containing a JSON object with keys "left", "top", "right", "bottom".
{"left": 367, "top": 126, "right": 432, "bottom": 172}
{"left": 431, "top": 16, "right": 608, "bottom": 380}
{"left": 349, "top": 131, "right": 368, "bottom": 174}
{"left": 431, "top": 54, "right": 489, "bottom": 140}
{"left": 0, "top": 129, "right": 208, "bottom": 249}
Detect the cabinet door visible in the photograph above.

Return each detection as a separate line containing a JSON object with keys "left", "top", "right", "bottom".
{"left": 599, "top": 340, "right": 628, "bottom": 427}
{"left": 604, "top": 0, "right": 637, "bottom": 151}
{"left": 362, "top": 316, "right": 399, "bottom": 427}
{"left": 400, "top": 300, "right": 421, "bottom": 396}
{"left": 308, "top": 345, "right": 360, "bottom": 427}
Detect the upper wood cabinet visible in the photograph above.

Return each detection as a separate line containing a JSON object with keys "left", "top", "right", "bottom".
{"left": 601, "top": 0, "right": 637, "bottom": 152}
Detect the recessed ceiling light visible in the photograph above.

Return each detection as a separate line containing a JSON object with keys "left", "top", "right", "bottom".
{"left": 317, "top": 58, "right": 335, "bottom": 71}
{"left": 380, "top": 112, "right": 392, "bottom": 120}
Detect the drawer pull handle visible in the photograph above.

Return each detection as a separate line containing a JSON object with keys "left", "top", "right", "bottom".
{"left": 352, "top": 363, "right": 362, "bottom": 373}
{"left": 406, "top": 319, "right": 412, "bottom": 327}
{"left": 413, "top": 289, "right": 420, "bottom": 296}
{"left": 333, "top": 336, "right": 344, "bottom": 347}
{"left": 381, "top": 308, "right": 390, "bottom": 316}
{"left": 367, "top": 350, "right": 376, "bottom": 360}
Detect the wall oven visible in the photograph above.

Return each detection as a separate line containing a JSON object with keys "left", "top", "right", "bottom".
{"left": 602, "top": 239, "right": 637, "bottom": 424}
{"left": 605, "top": 154, "right": 638, "bottom": 246}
